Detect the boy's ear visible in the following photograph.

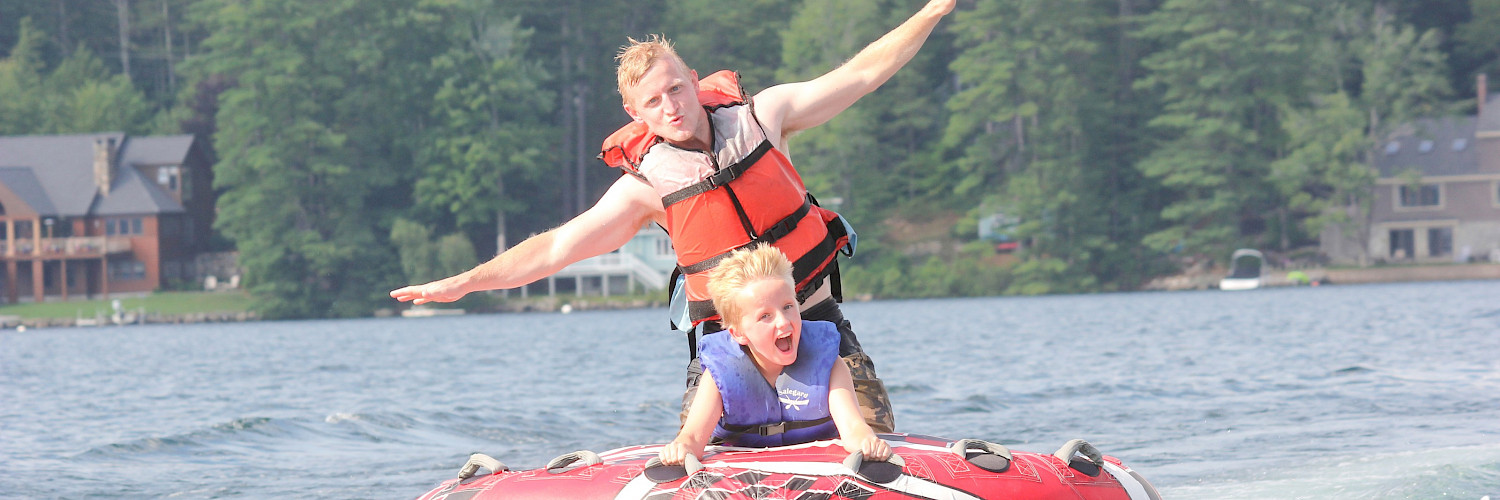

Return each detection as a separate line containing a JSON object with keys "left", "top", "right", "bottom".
{"left": 728, "top": 326, "right": 750, "bottom": 346}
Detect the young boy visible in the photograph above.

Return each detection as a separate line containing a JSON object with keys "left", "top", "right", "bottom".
{"left": 659, "top": 245, "right": 890, "bottom": 465}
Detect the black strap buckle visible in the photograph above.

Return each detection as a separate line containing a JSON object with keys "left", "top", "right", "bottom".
{"left": 761, "top": 422, "right": 786, "bottom": 436}
{"left": 707, "top": 164, "right": 744, "bottom": 189}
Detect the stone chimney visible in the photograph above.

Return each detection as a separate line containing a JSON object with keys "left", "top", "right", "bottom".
{"left": 1480, "top": 73, "right": 1488, "bottom": 118}
{"left": 93, "top": 137, "right": 117, "bottom": 195}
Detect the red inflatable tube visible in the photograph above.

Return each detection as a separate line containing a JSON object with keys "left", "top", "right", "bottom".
{"left": 415, "top": 433, "right": 1161, "bottom": 500}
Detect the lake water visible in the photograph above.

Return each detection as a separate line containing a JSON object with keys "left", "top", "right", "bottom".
{"left": 3, "top": 281, "right": 1499, "bottom": 499}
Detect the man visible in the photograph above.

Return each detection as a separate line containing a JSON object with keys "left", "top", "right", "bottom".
{"left": 391, "top": 0, "right": 955, "bottom": 433}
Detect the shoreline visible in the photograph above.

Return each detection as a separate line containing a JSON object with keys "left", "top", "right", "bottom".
{"left": 1143, "top": 262, "right": 1500, "bottom": 291}
{"left": 10, "top": 264, "right": 1498, "bottom": 329}
{"left": 2, "top": 311, "right": 262, "bottom": 330}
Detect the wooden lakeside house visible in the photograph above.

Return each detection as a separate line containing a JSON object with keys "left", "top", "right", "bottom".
{"left": 1322, "top": 75, "right": 1500, "bottom": 265}
{"left": 0, "top": 132, "right": 214, "bottom": 303}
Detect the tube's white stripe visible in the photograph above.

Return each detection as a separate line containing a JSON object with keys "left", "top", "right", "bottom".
{"left": 698, "top": 460, "right": 848, "bottom": 476}
{"left": 611, "top": 474, "right": 661, "bottom": 500}
{"left": 878, "top": 474, "right": 985, "bottom": 500}
{"left": 690, "top": 460, "right": 982, "bottom": 500}
{"left": 1101, "top": 462, "right": 1152, "bottom": 500}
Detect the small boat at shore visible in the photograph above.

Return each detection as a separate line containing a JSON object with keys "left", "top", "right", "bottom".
{"left": 1219, "top": 249, "right": 1265, "bottom": 291}
{"left": 400, "top": 307, "right": 465, "bottom": 318}
{"left": 415, "top": 433, "right": 1160, "bottom": 500}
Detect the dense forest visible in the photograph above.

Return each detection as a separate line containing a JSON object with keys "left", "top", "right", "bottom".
{"left": 1, "top": 0, "right": 1495, "bottom": 318}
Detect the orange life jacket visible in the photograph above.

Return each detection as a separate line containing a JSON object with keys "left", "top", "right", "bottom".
{"left": 599, "top": 70, "right": 849, "bottom": 326}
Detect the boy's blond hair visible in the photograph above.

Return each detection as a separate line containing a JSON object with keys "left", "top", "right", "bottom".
{"left": 615, "top": 34, "right": 689, "bottom": 103}
{"left": 706, "top": 245, "right": 795, "bottom": 326}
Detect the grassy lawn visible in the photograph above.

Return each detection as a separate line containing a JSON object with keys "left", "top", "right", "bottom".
{"left": 0, "top": 291, "right": 254, "bottom": 320}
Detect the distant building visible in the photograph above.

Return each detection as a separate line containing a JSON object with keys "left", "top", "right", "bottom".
{"left": 1322, "top": 75, "right": 1500, "bottom": 265}
{"left": 517, "top": 224, "right": 676, "bottom": 297}
{"left": 0, "top": 132, "right": 214, "bottom": 302}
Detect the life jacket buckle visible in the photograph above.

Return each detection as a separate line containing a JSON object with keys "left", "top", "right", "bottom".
{"left": 761, "top": 422, "right": 786, "bottom": 436}
{"left": 707, "top": 164, "right": 742, "bottom": 188}
{"left": 763, "top": 218, "right": 797, "bottom": 242}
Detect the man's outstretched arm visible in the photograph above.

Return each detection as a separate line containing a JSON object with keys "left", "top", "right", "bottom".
{"left": 755, "top": 0, "right": 955, "bottom": 141}
{"left": 390, "top": 175, "right": 664, "bottom": 305}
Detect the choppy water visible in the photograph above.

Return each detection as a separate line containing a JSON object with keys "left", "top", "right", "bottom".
{"left": 3, "top": 281, "right": 1499, "bottom": 499}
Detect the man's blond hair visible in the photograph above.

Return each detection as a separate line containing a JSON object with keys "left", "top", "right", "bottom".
{"left": 615, "top": 34, "right": 689, "bottom": 103}
{"left": 706, "top": 245, "right": 796, "bottom": 327}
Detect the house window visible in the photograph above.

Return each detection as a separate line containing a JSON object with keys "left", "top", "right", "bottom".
{"left": 1453, "top": 138, "right": 1468, "bottom": 151}
{"left": 654, "top": 237, "right": 674, "bottom": 257}
{"left": 1389, "top": 229, "right": 1415, "bottom": 259}
{"left": 157, "top": 166, "right": 180, "bottom": 191}
{"left": 1427, "top": 227, "right": 1453, "bottom": 257}
{"left": 1384, "top": 141, "right": 1400, "bottom": 155}
{"left": 1398, "top": 184, "right": 1440, "bottom": 207}
{"left": 1418, "top": 140, "right": 1433, "bottom": 153}
{"left": 109, "top": 259, "right": 146, "bottom": 281}
{"left": 105, "top": 217, "right": 144, "bottom": 236}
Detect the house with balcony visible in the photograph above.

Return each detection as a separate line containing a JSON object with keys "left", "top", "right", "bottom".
{"left": 1322, "top": 75, "right": 1500, "bottom": 265}
{"left": 0, "top": 132, "right": 214, "bottom": 303}
{"left": 515, "top": 223, "right": 677, "bottom": 297}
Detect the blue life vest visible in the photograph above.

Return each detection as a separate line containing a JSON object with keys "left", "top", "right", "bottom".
{"left": 699, "top": 320, "right": 841, "bottom": 447}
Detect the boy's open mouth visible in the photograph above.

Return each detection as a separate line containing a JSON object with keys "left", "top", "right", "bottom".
{"left": 775, "top": 334, "right": 793, "bottom": 352}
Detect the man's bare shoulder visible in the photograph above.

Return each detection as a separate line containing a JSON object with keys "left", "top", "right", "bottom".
{"left": 751, "top": 84, "right": 801, "bottom": 150}
{"left": 594, "top": 173, "right": 667, "bottom": 226}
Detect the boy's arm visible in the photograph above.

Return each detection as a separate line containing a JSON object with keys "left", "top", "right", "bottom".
{"left": 753, "top": 0, "right": 955, "bottom": 147}
{"left": 390, "top": 175, "right": 664, "bottom": 304}
{"left": 662, "top": 370, "right": 724, "bottom": 465}
{"left": 828, "top": 362, "right": 891, "bottom": 460}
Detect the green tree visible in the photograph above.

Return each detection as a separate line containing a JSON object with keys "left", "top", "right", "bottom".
{"left": 1270, "top": 92, "right": 1372, "bottom": 256}
{"left": 1455, "top": 0, "right": 1500, "bottom": 81}
{"left": 0, "top": 18, "right": 46, "bottom": 135}
{"left": 943, "top": 0, "right": 1108, "bottom": 293}
{"left": 186, "top": 0, "right": 454, "bottom": 318}
{"left": 390, "top": 219, "right": 477, "bottom": 288}
{"left": 417, "top": 8, "right": 555, "bottom": 254}
{"left": 435, "top": 232, "right": 478, "bottom": 278}
{"left": 658, "top": 0, "right": 799, "bottom": 93}
{"left": 391, "top": 218, "right": 440, "bottom": 284}
{"left": 41, "top": 47, "right": 153, "bottom": 134}
{"left": 0, "top": 18, "right": 154, "bottom": 135}
{"left": 776, "top": 0, "right": 950, "bottom": 233}
{"left": 775, "top": 0, "right": 887, "bottom": 215}
{"left": 1133, "top": 0, "right": 1318, "bottom": 260}
{"left": 1274, "top": 3, "right": 1450, "bottom": 265}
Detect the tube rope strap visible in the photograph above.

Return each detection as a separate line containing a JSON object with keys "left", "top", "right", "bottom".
{"left": 457, "top": 453, "right": 508, "bottom": 480}
{"left": 1054, "top": 439, "right": 1105, "bottom": 477}
{"left": 545, "top": 450, "right": 603, "bottom": 474}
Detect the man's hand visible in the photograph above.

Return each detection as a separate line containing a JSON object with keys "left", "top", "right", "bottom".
{"left": 390, "top": 276, "right": 468, "bottom": 305}
{"left": 754, "top": 0, "right": 957, "bottom": 143}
